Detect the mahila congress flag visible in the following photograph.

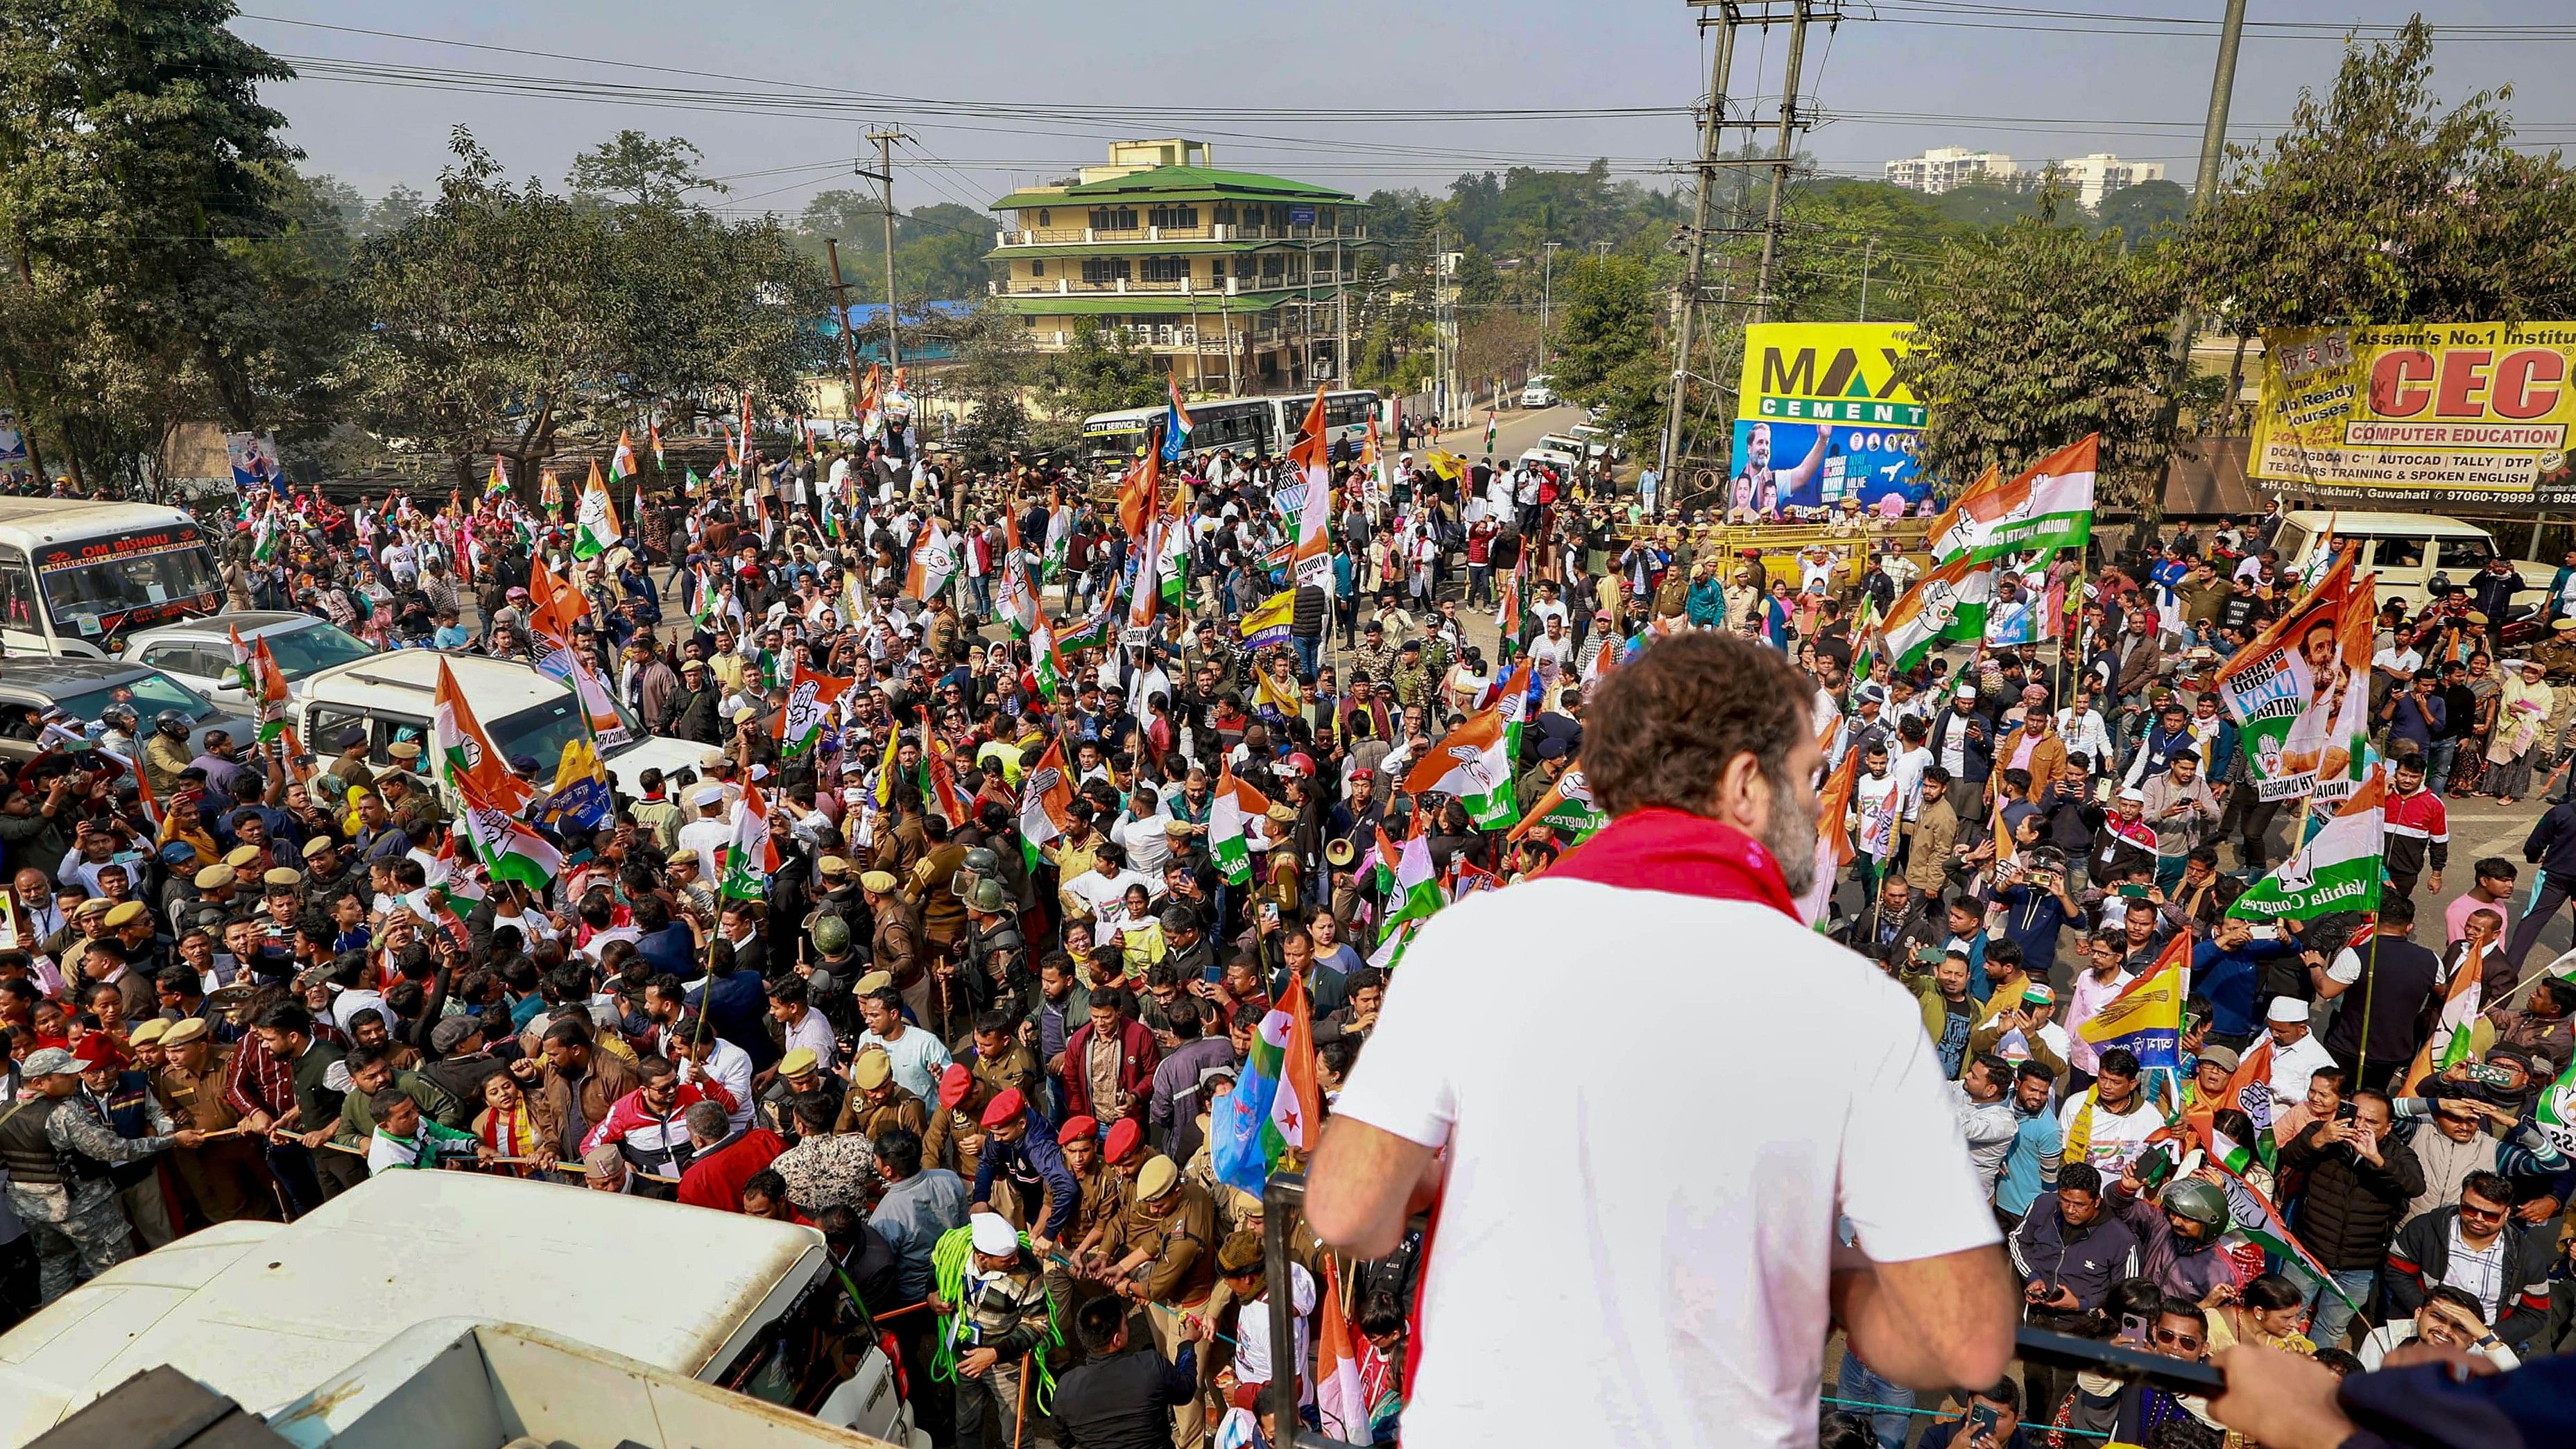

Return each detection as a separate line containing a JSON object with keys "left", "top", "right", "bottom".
{"left": 1929, "top": 436, "right": 2097, "bottom": 562}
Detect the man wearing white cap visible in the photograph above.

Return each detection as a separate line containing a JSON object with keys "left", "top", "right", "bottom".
{"left": 1, "top": 1047, "right": 203, "bottom": 1304}
{"left": 931, "top": 1210, "right": 1060, "bottom": 1449}
{"left": 2262, "top": 994, "right": 2335, "bottom": 1105}
{"left": 677, "top": 782, "right": 733, "bottom": 884}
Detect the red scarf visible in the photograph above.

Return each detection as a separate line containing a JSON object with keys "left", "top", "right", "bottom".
{"left": 1546, "top": 805, "right": 1800, "bottom": 920}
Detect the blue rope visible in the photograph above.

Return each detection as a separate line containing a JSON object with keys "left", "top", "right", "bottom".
{"left": 1819, "top": 1397, "right": 2112, "bottom": 1439}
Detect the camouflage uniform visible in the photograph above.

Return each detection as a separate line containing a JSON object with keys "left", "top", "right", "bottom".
{"left": 0, "top": 1092, "right": 178, "bottom": 1304}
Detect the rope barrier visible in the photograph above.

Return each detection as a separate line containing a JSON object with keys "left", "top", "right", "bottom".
{"left": 1820, "top": 1397, "right": 2111, "bottom": 1439}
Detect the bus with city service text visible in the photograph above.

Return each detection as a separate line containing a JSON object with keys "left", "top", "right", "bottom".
{"left": 0, "top": 499, "right": 224, "bottom": 659}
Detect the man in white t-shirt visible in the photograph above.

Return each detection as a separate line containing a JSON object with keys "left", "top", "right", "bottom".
{"left": 1307, "top": 632, "right": 2013, "bottom": 1449}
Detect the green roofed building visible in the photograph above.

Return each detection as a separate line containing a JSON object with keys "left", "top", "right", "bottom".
{"left": 988, "top": 139, "right": 1379, "bottom": 394}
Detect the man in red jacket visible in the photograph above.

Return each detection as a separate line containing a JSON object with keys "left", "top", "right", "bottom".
{"left": 582, "top": 1055, "right": 740, "bottom": 1197}
{"left": 675, "top": 1099, "right": 786, "bottom": 1212}
{"left": 1061, "top": 988, "right": 1160, "bottom": 1126}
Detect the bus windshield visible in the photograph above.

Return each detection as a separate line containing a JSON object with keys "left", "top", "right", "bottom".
{"left": 38, "top": 545, "right": 221, "bottom": 640}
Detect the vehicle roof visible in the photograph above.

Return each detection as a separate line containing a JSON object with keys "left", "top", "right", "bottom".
{"left": 2281, "top": 509, "right": 2495, "bottom": 536}
{"left": 0, "top": 658, "right": 160, "bottom": 692}
{"left": 124, "top": 610, "right": 320, "bottom": 644}
{"left": 300, "top": 651, "right": 563, "bottom": 717}
{"left": 0, "top": 499, "right": 199, "bottom": 544}
{"left": 0, "top": 1172, "right": 825, "bottom": 1421}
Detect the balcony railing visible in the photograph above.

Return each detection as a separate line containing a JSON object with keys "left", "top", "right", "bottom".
{"left": 991, "top": 274, "right": 1333, "bottom": 298}
{"left": 993, "top": 222, "right": 1370, "bottom": 247}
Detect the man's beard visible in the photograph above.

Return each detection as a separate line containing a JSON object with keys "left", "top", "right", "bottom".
{"left": 1764, "top": 768, "right": 1821, "bottom": 902}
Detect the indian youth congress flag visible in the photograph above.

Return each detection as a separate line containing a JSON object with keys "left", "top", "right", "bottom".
{"left": 2079, "top": 934, "right": 2188, "bottom": 1071}
{"left": 1404, "top": 708, "right": 1517, "bottom": 829}
{"left": 775, "top": 662, "right": 854, "bottom": 759}
{"left": 2229, "top": 767, "right": 2385, "bottom": 921}
{"left": 573, "top": 460, "right": 621, "bottom": 560}
{"left": 432, "top": 659, "right": 535, "bottom": 816}
{"left": 1927, "top": 436, "right": 2098, "bottom": 562}
{"left": 1286, "top": 385, "right": 1335, "bottom": 592}
{"left": 1879, "top": 552, "right": 1996, "bottom": 669}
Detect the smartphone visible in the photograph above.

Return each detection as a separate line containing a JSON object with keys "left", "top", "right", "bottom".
{"left": 2115, "top": 1312, "right": 2149, "bottom": 1348}
{"left": 2247, "top": 923, "right": 2280, "bottom": 941}
{"left": 1967, "top": 1404, "right": 2000, "bottom": 1441}
{"left": 2117, "top": 884, "right": 2148, "bottom": 899}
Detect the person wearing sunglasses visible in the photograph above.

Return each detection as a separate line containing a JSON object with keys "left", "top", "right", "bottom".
{"left": 2384, "top": 1169, "right": 2553, "bottom": 1353}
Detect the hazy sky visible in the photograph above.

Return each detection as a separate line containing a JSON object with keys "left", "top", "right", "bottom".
{"left": 234, "top": 2, "right": 2576, "bottom": 216}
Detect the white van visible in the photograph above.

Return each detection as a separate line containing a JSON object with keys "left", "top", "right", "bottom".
{"left": 292, "top": 651, "right": 710, "bottom": 802}
{"left": 0, "top": 499, "right": 224, "bottom": 658}
{"left": 0, "top": 1172, "right": 926, "bottom": 1446}
{"left": 2270, "top": 509, "right": 2558, "bottom": 612}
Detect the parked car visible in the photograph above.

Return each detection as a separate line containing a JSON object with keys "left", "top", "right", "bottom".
{"left": 2271, "top": 509, "right": 2558, "bottom": 612}
{"left": 0, "top": 658, "right": 257, "bottom": 766}
{"left": 118, "top": 610, "right": 373, "bottom": 704}
{"left": 291, "top": 651, "right": 709, "bottom": 803}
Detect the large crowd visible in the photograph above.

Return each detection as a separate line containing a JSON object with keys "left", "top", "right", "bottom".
{"left": 4, "top": 420, "right": 2576, "bottom": 1449}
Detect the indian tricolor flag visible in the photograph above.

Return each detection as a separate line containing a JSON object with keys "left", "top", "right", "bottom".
{"left": 250, "top": 639, "right": 291, "bottom": 743}
{"left": 1314, "top": 1271, "right": 1368, "bottom": 1445}
{"left": 997, "top": 511, "right": 1037, "bottom": 637}
{"left": 719, "top": 781, "right": 780, "bottom": 900}
{"left": 1928, "top": 436, "right": 2098, "bottom": 562}
{"left": 1801, "top": 743, "right": 1862, "bottom": 926}
{"left": 1402, "top": 708, "right": 1515, "bottom": 829}
{"left": 1880, "top": 551, "right": 1997, "bottom": 670}
{"left": 2228, "top": 766, "right": 2385, "bottom": 921}
{"left": 1209, "top": 765, "right": 1274, "bottom": 884}
{"left": 574, "top": 459, "right": 621, "bottom": 560}
{"left": 2219, "top": 1166, "right": 2361, "bottom": 1313}
{"left": 1510, "top": 764, "right": 1608, "bottom": 843}
{"left": 649, "top": 420, "right": 665, "bottom": 470}
{"left": 2403, "top": 939, "right": 2484, "bottom": 1094}
{"left": 1368, "top": 830, "right": 1445, "bottom": 970}
{"left": 904, "top": 522, "right": 960, "bottom": 601}
{"left": 610, "top": 427, "right": 637, "bottom": 483}
{"left": 1287, "top": 384, "right": 1334, "bottom": 592}
{"left": 226, "top": 624, "right": 257, "bottom": 696}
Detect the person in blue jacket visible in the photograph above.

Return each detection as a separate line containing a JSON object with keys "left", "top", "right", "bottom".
{"left": 971, "top": 1088, "right": 1079, "bottom": 1247}
{"left": 2190, "top": 915, "right": 2301, "bottom": 1049}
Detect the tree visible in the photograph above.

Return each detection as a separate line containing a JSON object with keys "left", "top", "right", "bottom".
{"left": 2177, "top": 17, "right": 2576, "bottom": 329}
{"left": 2092, "top": 180, "right": 2192, "bottom": 248}
{"left": 1898, "top": 212, "right": 2188, "bottom": 510}
{"left": 1548, "top": 255, "right": 1665, "bottom": 440}
{"left": 1932, "top": 182, "right": 2042, "bottom": 231}
{"left": 1036, "top": 322, "right": 1163, "bottom": 425}
{"left": 569, "top": 130, "right": 724, "bottom": 207}
{"left": 941, "top": 300, "right": 1040, "bottom": 464}
{"left": 0, "top": 0, "right": 340, "bottom": 481}
{"left": 1457, "top": 309, "right": 1540, "bottom": 397}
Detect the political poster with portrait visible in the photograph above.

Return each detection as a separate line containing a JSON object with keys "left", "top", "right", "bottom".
{"left": 1731, "top": 323, "right": 1926, "bottom": 513}
{"left": 2213, "top": 549, "right": 2369, "bottom": 802}
{"left": 225, "top": 431, "right": 280, "bottom": 491}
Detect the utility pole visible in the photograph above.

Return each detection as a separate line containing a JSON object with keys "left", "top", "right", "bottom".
{"left": 1857, "top": 234, "right": 1875, "bottom": 322}
{"left": 859, "top": 128, "right": 909, "bottom": 368}
{"left": 2145, "top": 0, "right": 2249, "bottom": 528}
{"left": 1746, "top": 0, "right": 1814, "bottom": 325}
{"left": 1658, "top": 3, "right": 1741, "bottom": 481}
{"left": 1334, "top": 234, "right": 1348, "bottom": 384}
{"left": 823, "top": 239, "right": 870, "bottom": 429}
{"left": 1540, "top": 240, "right": 1562, "bottom": 344}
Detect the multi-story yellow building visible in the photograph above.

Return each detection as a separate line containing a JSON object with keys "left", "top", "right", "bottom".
{"left": 988, "top": 139, "right": 1377, "bottom": 395}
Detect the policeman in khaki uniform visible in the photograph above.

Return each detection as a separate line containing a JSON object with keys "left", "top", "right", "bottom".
{"left": 1105, "top": 1154, "right": 1217, "bottom": 1448}
{"left": 863, "top": 871, "right": 930, "bottom": 1026}
{"left": 147, "top": 1016, "right": 277, "bottom": 1225}
{"left": 836, "top": 1047, "right": 929, "bottom": 1140}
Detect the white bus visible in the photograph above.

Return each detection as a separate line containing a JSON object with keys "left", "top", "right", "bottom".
{"left": 1083, "top": 389, "right": 1384, "bottom": 473}
{"left": 0, "top": 499, "right": 224, "bottom": 658}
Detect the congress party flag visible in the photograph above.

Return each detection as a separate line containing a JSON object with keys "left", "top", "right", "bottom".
{"left": 1209, "top": 764, "right": 1274, "bottom": 884}
{"left": 1879, "top": 551, "right": 1997, "bottom": 670}
{"left": 1015, "top": 737, "right": 1076, "bottom": 873}
{"left": 2229, "top": 766, "right": 2384, "bottom": 921}
{"left": 2191, "top": 1034, "right": 2278, "bottom": 1169}
{"left": 1314, "top": 1271, "right": 1369, "bottom": 1446}
{"left": 997, "top": 509, "right": 1038, "bottom": 637}
{"left": 431, "top": 658, "right": 535, "bottom": 816}
{"left": 2219, "top": 1167, "right": 2360, "bottom": 1313}
{"left": 1928, "top": 436, "right": 2098, "bottom": 562}
{"left": 226, "top": 624, "right": 257, "bottom": 696}
{"left": 610, "top": 427, "right": 637, "bottom": 483}
{"left": 453, "top": 800, "right": 563, "bottom": 891}
{"left": 2078, "top": 933, "right": 2188, "bottom": 1070}
{"left": 1162, "top": 375, "right": 1194, "bottom": 463}
{"left": 573, "top": 460, "right": 621, "bottom": 560}
{"left": 1286, "top": 384, "right": 1334, "bottom": 592}
{"left": 1029, "top": 596, "right": 1068, "bottom": 703}
{"left": 1509, "top": 765, "right": 1608, "bottom": 843}
{"left": 2402, "top": 940, "right": 2485, "bottom": 1095}
{"left": 719, "top": 780, "right": 780, "bottom": 900}
{"left": 775, "top": 661, "right": 855, "bottom": 759}
{"left": 524, "top": 556, "right": 590, "bottom": 648}
{"left": 1402, "top": 708, "right": 1516, "bottom": 830}
{"left": 904, "top": 522, "right": 961, "bottom": 601}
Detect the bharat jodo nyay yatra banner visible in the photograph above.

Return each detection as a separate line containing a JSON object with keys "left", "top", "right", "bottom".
{"left": 1731, "top": 323, "right": 1927, "bottom": 513}
{"left": 2253, "top": 321, "right": 2576, "bottom": 509}
{"left": 2213, "top": 547, "right": 2378, "bottom": 804}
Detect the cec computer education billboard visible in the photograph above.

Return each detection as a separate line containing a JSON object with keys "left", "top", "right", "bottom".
{"left": 1731, "top": 322, "right": 1927, "bottom": 513}
{"left": 2253, "top": 322, "right": 2576, "bottom": 511}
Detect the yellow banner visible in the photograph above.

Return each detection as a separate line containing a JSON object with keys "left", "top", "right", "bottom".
{"left": 2252, "top": 321, "right": 2576, "bottom": 510}
{"left": 1735, "top": 322, "right": 1923, "bottom": 428}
